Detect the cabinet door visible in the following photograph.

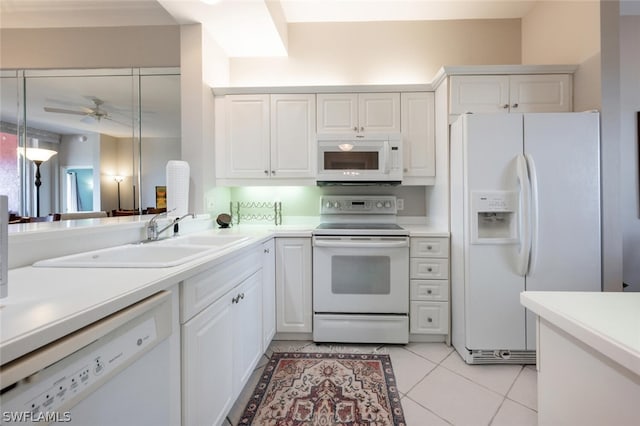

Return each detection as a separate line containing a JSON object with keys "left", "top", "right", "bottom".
{"left": 316, "top": 93, "right": 358, "bottom": 134}
{"left": 275, "top": 238, "right": 312, "bottom": 333}
{"left": 182, "top": 294, "right": 234, "bottom": 426}
{"left": 262, "top": 239, "right": 276, "bottom": 350}
{"left": 358, "top": 92, "right": 400, "bottom": 133}
{"left": 410, "top": 301, "right": 449, "bottom": 334}
{"left": 401, "top": 92, "right": 435, "bottom": 179}
{"left": 225, "top": 95, "right": 270, "bottom": 178}
{"left": 232, "top": 271, "right": 263, "bottom": 399}
{"left": 449, "top": 76, "right": 510, "bottom": 114}
{"left": 270, "top": 94, "right": 316, "bottom": 178}
{"left": 509, "top": 74, "right": 572, "bottom": 113}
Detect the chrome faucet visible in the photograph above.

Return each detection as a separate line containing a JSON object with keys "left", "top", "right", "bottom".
{"left": 145, "top": 209, "right": 195, "bottom": 241}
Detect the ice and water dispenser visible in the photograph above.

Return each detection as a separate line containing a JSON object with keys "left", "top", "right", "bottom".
{"left": 471, "top": 191, "right": 518, "bottom": 244}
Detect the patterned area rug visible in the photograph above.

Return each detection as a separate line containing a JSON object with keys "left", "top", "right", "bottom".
{"left": 238, "top": 352, "right": 406, "bottom": 426}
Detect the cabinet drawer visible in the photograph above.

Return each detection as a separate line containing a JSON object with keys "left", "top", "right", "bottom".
{"left": 410, "top": 258, "right": 449, "bottom": 280}
{"left": 410, "top": 301, "right": 449, "bottom": 334}
{"left": 410, "top": 280, "right": 448, "bottom": 301}
{"left": 410, "top": 237, "right": 449, "bottom": 258}
{"left": 181, "top": 247, "right": 261, "bottom": 323}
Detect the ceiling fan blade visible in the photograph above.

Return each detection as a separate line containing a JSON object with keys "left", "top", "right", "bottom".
{"left": 44, "top": 106, "right": 88, "bottom": 116}
{"left": 103, "top": 116, "right": 132, "bottom": 127}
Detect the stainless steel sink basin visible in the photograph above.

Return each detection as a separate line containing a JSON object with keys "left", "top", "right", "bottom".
{"left": 33, "top": 244, "right": 211, "bottom": 268}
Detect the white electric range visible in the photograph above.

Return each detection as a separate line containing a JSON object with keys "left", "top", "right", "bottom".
{"left": 312, "top": 195, "right": 409, "bottom": 344}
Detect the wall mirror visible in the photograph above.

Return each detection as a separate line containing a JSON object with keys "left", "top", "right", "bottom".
{"left": 0, "top": 67, "right": 180, "bottom": 220}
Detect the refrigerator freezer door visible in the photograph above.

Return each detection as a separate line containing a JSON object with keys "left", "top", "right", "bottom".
{"left": 523, "top": 112, "right": 602, "bottom": 349}
{"left": 460, "top": 114, "right": 528, "bottom": 351}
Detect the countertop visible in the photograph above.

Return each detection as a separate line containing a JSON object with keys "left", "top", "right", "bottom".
{"left": 520, "top": 291, "right": 640, "bottom": 376}
{"left": 2, "top": 221, "right": 448, "bottom": 365}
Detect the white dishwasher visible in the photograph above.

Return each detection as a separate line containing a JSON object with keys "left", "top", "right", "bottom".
{"left": 0, "top": 291, "right": 178, "bottom": 426}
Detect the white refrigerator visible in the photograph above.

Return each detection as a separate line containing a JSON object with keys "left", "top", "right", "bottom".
{"left": 450, "top": 112, "right": 601, "bottom": 364}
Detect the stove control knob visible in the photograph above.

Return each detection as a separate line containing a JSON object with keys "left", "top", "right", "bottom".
{"left": 333, "top": 201, "right": 341, "bottom": 209}
{"left": 376, "top": 202, "right": 383, "bottom": 208}
{"left": 384, "top": 201, "right": 392, "bottom": 208}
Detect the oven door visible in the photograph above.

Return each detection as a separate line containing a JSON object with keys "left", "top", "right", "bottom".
{"left": 312, "top": 236, "right": 409, "bottom": 313}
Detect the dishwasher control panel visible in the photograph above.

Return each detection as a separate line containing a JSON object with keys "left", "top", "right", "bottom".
{"left": 1, "top": 302, "right": 169, "bottom": 423}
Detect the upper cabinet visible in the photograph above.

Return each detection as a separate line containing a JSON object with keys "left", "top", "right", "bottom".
{"left": 400, "top": 92, "right": 435, "bottom": 183}
{"left": 317, "top": 93, "right": 400, "bottom": 135}
{"left": 449, "top": 74, "right": 572, "bottom": 115}
{"left": 216, "top": 94, "right": 316, "bottom": 183}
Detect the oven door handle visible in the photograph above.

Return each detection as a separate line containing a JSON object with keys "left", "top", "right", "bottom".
{"left": 313, "top": 239, "right": 409, "bottom": 249}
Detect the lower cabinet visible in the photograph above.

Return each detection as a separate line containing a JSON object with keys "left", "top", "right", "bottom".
{"left": 409, "top": 237, "right": 450, "bottom": 340}
{"left": 181, "top": 246, "right": 264, "bottom": 426}
{"left": 275, "top": 237, "right": 312, "bottom": 334}
{"left": 232, "top": 272, "right": 263, "bottom": 398}
{"left": 182, "top": 287, "right": 235, "bottom": 426}
{"left": 262, "top": 239, "right": 276, "bottom": 350}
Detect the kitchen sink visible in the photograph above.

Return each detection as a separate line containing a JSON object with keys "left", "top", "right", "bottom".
{"left": 159, "top": 233, "right": 250, "bottom": 247}
{"left": 33, "top": 232, "right": 253, "bottom": 268}
{"left": 33, "top": 244, "right": 212, "bottom": 268}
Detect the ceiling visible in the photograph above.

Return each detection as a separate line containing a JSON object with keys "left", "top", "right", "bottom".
{"left": 1, "top": 0, "right": 542, "bottom": 57}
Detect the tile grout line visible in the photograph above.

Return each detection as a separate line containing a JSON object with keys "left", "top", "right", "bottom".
{"left": 399, "top": 347, "right": 459, "bottom": 425}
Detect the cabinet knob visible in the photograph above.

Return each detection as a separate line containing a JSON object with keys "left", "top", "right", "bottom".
{"left": 353, "top": 126, "right": 358, "bottom": 131}
{"left": 427, "top": 245, "right": 432, "bottom": 250}
{"left": 264, "top": 170, "right": 269, "bottom": 175}
{"left": 503, "top": 104, "right": 509, "bottom": 109}
{"left": 427, "top": 317, "right": 433, "bottom": 323}
{"left": 360, "top": 126, "right": 364, "bottom": 132}
{"left": 232, "top": 295, "right": 238, "bottom": 304}
{"left": 264, "top": 248, "right": 270, "bottom": 254}
{"left": 427, "top": 267, "right": 433, "bottom": 272}
{"left": 403, "top": 168, "right": 408, "bottom": 172}
{"left": 427, "top": 289, "right": 433, "bottom": 294}
{"left": 512, "top": 103, "right": 519, "bottom": 108}
{"left": 240, "top": 293, "right": 245, "bottom": 300}
{"left": 271, "top": 170, "right": 275, "bottom": 175}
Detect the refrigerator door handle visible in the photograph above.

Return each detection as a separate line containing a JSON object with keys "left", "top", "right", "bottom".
{"left": 516, "top": 154, "right": 532, "bottom": 276}
{"left": 525, "top": 153, "right": 539, "bottom": 275}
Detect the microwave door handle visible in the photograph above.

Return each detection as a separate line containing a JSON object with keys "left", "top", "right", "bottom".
{"left": 383, "top": 141, "right": 390, "bottom": 174}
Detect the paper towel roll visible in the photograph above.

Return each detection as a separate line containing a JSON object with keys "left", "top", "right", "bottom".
{"left": 166, "top": 160, "right": 190, "bottom": 218}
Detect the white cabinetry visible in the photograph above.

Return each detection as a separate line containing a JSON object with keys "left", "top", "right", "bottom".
{"left": 400, "top": 92, "right": 435, "bottom": 183}
{"left": 270, "top": 94, "right": 316, "bottom": 178}
{"left": 181, "top": 247, "right": 263, "bottom": 426}
{"left": 262, "top": 239, "right": 276, "bottom": 349}
{"left": 216, "top": 94, "right": 316, "bottom": 182}
{"left": 409, "top": 237, "right": 450, "bottom": 339}
{"left": 449, "top": 74, "right": 572, "bottom": 115}
{"left": 317, "top": 93, "right": 400, "bottom": 135}
{"left": 275, "top": 237, "right": 312, "bottom": 334}
{"left": 232, "top": 272, "right": 263, "bottom": 397}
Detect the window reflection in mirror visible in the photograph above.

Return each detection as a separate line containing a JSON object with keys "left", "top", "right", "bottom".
{"left": 0, "top": 68, "right": 180, "bottom": 220}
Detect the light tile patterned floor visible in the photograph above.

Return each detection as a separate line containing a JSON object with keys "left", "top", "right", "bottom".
{"left": 225, "top": 340, "right": 537, "bottom": 426}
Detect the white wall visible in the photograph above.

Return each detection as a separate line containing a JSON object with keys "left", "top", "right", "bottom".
{"left": 229, "top": 19, "right": 521, "bottom": 86}
{"left": 620, "top": 15, "right": 640, "bottom": 291}
{"left": 521, "top": 0, "right": 601, "bottom": 111}
{"left": 0, "top": 26, "right": 179, "bottom": 69}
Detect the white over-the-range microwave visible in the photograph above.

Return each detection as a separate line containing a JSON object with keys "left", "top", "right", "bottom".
{"left": 316, "top": 134, "right": 403, "bottom": 185}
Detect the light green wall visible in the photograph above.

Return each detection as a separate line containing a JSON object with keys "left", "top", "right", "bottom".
{"left": 227, "top": 185, "right": 427, "bottom": 218}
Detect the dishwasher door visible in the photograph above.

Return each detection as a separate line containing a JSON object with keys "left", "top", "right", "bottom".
{"left": 0, "top": 291, "right": 175, "bottom": 426}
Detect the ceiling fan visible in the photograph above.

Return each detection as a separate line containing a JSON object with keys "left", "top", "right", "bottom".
{"left": 44, "top": 97, "right": 130, "bottom": 126}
